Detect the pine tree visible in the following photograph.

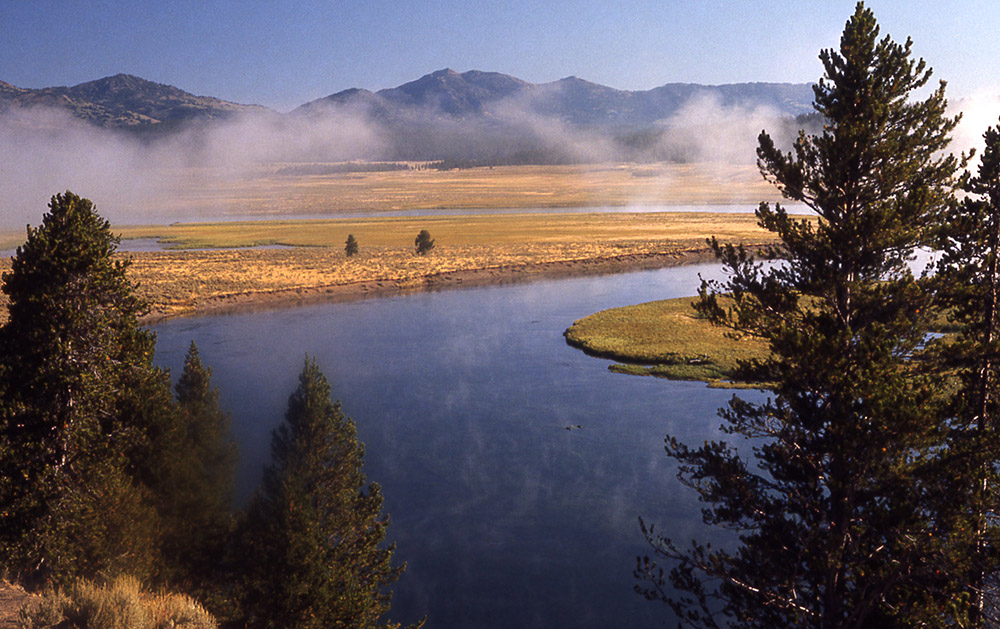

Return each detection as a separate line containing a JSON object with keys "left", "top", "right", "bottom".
{"left": 414, "top": 230, "right": 434, "bottom": 256}
{"left": 238, "top": 359, "right": 406, "bottom": 629}
{"left": 158, "top": 342, "right": 238, "bottom": 605}
{"left": 636, "top": 4, "right": 962, "bottom": 626}
{"left": 346, "top": 234, "right": 359, "bottom": 258}
{"left": 930, "top": 120, "right": 1000, "bottom": 624}
{"left": 0, "top": 191, "right": 163, "bottom": 584}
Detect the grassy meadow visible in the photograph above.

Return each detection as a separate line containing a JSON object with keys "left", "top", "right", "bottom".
{"left": 142, "top": 162, "right": 781, "bottom": 218}
{"left": 115, "top": 210, "right": 772, "bottom": 249}
{"left": 564, "top": 296, "right": 959, "bottom": 387}
{"left": 0, "top": 163, "right": 789, "bottom": 320}
{"left": 116, "top": 211, "right": 776, "bottom": 319}
{"left": 564, "top": 296, "right": 770, "bottom": 387}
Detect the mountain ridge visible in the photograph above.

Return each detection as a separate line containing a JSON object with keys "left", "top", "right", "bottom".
{"left": 0, "top": 70, "right": 818, "bottom": 164}
{"left": 297, "top": 68, "right": 814, "bottom": 128}
{"left": 0, "top": 73, "right": 270, "bottom": 127}
{"left": 1, "top": 69, "right": 814, "bottom": 130}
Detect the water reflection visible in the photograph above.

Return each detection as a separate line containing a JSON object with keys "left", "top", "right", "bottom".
{"left": 152, "top": 263, "right": 761, "bottom": 628}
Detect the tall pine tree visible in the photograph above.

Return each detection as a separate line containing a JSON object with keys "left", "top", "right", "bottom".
{"left": 930, "top": 120, "right": 1000, "bottom": 624}
{"left": 157, "top": 342, "right": 238, "bottom": 606}
{"left": 238, "top": 359, "right": 407, "bottom": 629}
{"left": 636, "top": 4, "right": 963, "bottom": 626}
{"left": 0, "top": 191, "right": 163, "bottom": 584}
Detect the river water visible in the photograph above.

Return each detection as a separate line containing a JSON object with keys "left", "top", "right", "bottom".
{"left": 151, "top": 262, "right": 759, "bottom": 628}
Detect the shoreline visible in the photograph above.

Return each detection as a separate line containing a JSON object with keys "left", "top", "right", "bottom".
{"left": 141, "top": 248, "right": 720, "bottom": 324}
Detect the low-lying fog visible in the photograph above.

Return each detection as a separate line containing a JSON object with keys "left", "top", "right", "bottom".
{"left": 2, "top": 90, "right": 998, "bottom": 229}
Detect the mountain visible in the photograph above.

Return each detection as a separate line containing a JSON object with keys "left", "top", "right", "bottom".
{"left": 1, "top": 69, "right": 814, "bottom": 132}
{"left": 0, "top": 74, "right": 269, "bottom": 127}
{"left": 296, "top": 68, "right": 815, "bottom": 128}
{"left": 0, "top": 70, "right": 816, "bottom": 164}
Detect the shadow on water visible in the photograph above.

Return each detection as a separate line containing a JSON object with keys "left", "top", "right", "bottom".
{"left": 152, "top": 262, "right": 762, "bottom": 628}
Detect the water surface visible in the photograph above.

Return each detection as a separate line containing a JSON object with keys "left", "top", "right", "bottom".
{"left": 152, "top": 263, "right": 757, "bottom": 628}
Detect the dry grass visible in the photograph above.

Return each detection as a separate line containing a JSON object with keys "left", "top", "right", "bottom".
{"left": 141, "top": 162, "right": 781, "bottom": 218}
{"left": 116, "top": 211, "right": 770, "bottom": 249}
{"left": 121, "top": 212, "right": 773, "bottom": 319}
{"left": 0, "top": 211, "right": 779, "bottom": 321}
{"left": 16, "top": 575, "right": 216, "bottom": 629}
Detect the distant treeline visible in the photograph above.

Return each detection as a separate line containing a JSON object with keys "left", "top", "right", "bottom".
{"left": 427, "top": 150, "right": 585, "bottom": 170}
{"left": 274, "top": 161, "right": 414, "bottom": 176}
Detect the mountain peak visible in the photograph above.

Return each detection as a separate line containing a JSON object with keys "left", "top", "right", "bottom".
{"left": 81, "top": 73, "right": 166, "bottom": 91}
{"left": 102, "top": 73, "right": 144, "bottom": 83}
{"left": 0, "top": 73, "right": 267, "bottom": 127}
{"left": 1, "top": 69, "right": 816, "bottom": 134}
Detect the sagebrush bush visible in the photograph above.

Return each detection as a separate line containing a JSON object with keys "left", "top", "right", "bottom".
{"left": 17, "top": 588, "right": 69, "bottom": 628}
{"left": 17, "top": 574, "right": 216, "bottom": 629}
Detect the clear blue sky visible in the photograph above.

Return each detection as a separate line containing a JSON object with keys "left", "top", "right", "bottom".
{"left": 2, "top": 1, "right": 998, "bottom": 112}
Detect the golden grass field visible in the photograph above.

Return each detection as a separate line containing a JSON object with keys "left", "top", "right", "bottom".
{"left": 123, "top": 211, "right": 776, "bottom": 319}
{"left": 0, "top": 211, "right": 776, "bottom": 321}
{"left": 0, "top": 162, "right": 789, "bottom": 320}
{"left": 144, "top": 162, "right": 781, "bottom": 218}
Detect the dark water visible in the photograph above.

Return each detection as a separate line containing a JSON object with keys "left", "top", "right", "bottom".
{"left": 152, "top": 263, "right": 759, "bottom": 628}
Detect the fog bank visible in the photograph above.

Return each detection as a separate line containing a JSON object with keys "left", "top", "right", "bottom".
{"left": 0, "top": 93, "right": 874, "bottom": 228}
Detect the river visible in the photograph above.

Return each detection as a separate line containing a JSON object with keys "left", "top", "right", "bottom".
{"left": 151, "top": 261, "right": 758, "bottom": 628}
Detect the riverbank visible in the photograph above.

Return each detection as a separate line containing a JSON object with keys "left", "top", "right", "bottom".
{"left": 564, "top": 295, "right": 770, "bottom": 387}
{"left": 120, "top": 211, "right": 777, "bottom": 321}
{"left": 0, "top": 211, "right": 779, "bottom": 323}
{"left": 139, "top": 247, "right": 722, "bottom": 322}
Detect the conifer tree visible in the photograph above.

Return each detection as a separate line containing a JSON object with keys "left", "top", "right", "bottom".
{"left": 414, "top": 230, "right": 434, "bottom": 255}
{"left": 636, "top": 4, "right": 962, "bottom": 626}
{"left": 238, "top": 359, "right": 406, "bottom": 629}
{"left": 0, "top": 191, "right": 163, "bottom": 584}
{"left": 346, "top": 233, "right": 359, "bottom": 257}
{"left": 930, "top": 120, "right": 1000, "bottom": 624}
{"left": 158, "top": 342, "right": 238, "bottom": 603}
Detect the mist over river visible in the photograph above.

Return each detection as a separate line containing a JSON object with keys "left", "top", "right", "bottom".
{"left": 152, "top": 262, "right": 760, "bottom": 628}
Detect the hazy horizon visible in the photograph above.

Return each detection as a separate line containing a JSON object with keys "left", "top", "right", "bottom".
{"left": 4, "top": 1, "right": 1000, "bottom": 228}
{"left": 3, "top": 2, "right": 999, "bottom": 112}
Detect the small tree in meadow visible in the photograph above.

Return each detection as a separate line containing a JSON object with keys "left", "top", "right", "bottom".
{"left": 414, "top": 230, "right": 434, "bottom": 256}
{"left": 345, "top": 234, "right": 359, "bottom": 258}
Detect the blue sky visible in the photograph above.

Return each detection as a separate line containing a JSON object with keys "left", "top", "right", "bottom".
{"left": 2, "top": 1, "right": 998, "bottom": 111}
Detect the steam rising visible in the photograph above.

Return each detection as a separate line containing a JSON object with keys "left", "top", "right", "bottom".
{"left": 0, "top": 105, "right": 387, "bottom": 227}
{"left": 951, "top": 90, "right": 1000, "bottom": 158}
{"left": 7, "top": 83, "right": 995, "bottom": 229}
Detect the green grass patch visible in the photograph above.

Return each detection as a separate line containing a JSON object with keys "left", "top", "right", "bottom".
{"left": 565, "top": 295, "right": 959, "bottom": 387}
{"left": 564, "top": 296, "right": 770, "bottom": 387}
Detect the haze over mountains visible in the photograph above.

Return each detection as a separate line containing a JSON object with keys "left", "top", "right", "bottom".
{"left": 0, "top": 69, "right": 814, "bottom": 132}
{"left": 298, "top": 68, "right": 814, "bottom": 127}
{"left": 0, "top": 68, "right": 822, "bottom": 225}
{"left": 3, "top": 67, "right": 997, "bottom": 228}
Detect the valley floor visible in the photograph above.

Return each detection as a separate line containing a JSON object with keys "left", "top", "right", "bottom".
{"left": 125, "top": 211, "right": 774, "bottom": 321}
{"left": 0, "top": 210, "right": 779, "bottom": 322}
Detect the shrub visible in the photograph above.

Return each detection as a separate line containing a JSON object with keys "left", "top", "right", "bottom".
{"left": 414, "top": 229, "right": 434, "bottom": 255}
{"left": 17, "top": 588, "right": 69, "bottom": 628}
{"left": 17, "top": 574, "right": 216, "bottom": 629}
